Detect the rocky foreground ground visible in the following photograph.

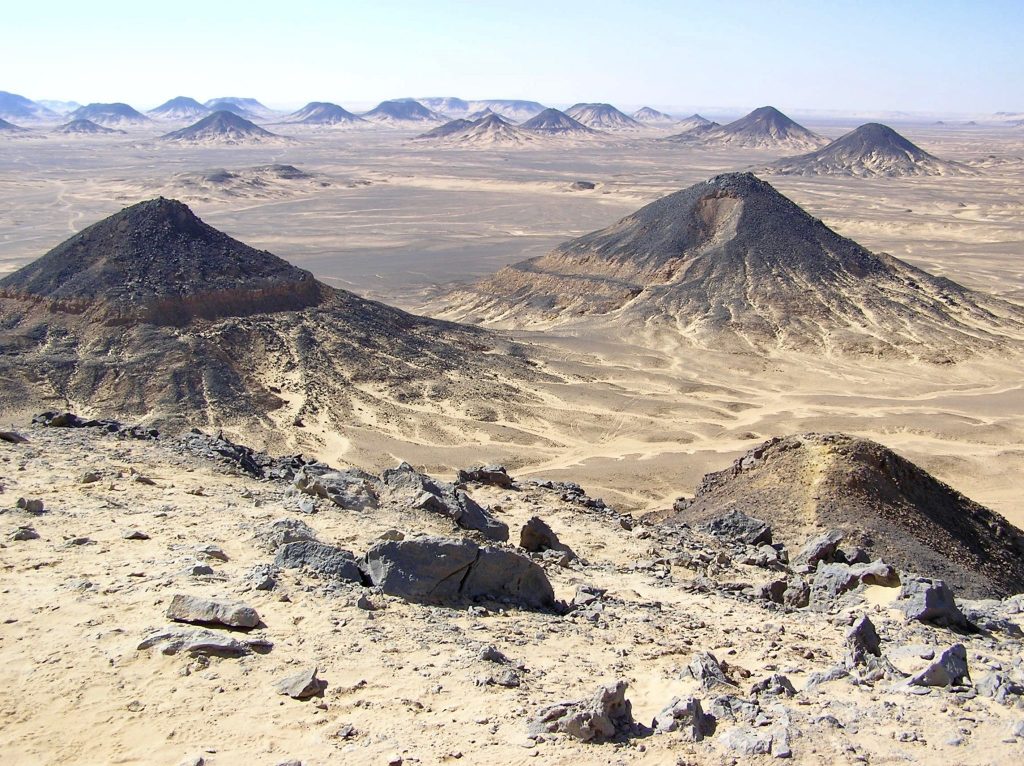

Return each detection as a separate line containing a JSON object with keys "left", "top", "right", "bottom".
{"left": 1, "top": 418, "right": 1022, "bottom": 765}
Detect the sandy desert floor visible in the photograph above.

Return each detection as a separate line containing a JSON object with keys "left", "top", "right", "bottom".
{"left": 1, "top": 123, "right": 1022, "bottom": 529}
{"left": 1, "top": 426, "right": 1022, "bottom": 765}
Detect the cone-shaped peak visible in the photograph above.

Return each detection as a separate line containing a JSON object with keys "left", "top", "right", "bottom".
{"left": 0, "top": 198, "right": 322, "bottom": 324}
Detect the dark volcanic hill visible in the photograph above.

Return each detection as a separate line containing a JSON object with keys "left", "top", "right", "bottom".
{"left": 0, "top": 90, "right": 58, "bottom": 122}
{"left": 361, "top": 100, "right": 443, "bottom": 125}
{"left": 160, "top": 111, "right": 287, "bottom": 145}
{"left": 520, "top": 108, "right": 597, "bottom": 135}
{"left": 0, "top": 198, "right": 321, "bottom": 324}
{"left": 441, "top": 172, "right": 1024, "bottom": 358}
{"left": 54, "top": 119, "right": 124, "bottom": 135}
{"left": 148, "top": 97, "right": 211, "bottom": 121}
{"left": 565, "top": 103, "right": 642, "bottom": 131}
{"left": 414, "top": 114, "right": 536, "bottom": 147}
{"left": 0, "top": 199, "right": 537, "bottom": 435}
{"left": 652, "top": 433, "right": 1024, "bottom": 599}
{"left": 68, "top": 102, "right": 150, "bottom": 127}
{"left": 698, "top": 106, "right": 826, "bottom": 150}
{"left": 283, "top": 102, "right": 368, "bottom": 126}
{"left": 764, "top": 122, "right": 976, "bottom": 177}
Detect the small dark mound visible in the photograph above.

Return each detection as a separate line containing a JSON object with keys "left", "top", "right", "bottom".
{"left": 658, "top": 433, "right": 1024, "bottom": 598}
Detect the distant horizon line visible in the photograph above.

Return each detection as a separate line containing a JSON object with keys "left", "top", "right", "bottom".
{"left": 8, "top": 90, "right": 1022, "bottom": 123}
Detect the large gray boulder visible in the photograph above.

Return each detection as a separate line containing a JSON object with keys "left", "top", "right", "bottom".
{"left": 910, "top": 644, "right": 970, "bottom": 687}
{"left": 700, "top": 510, "right": 772, "bottom": 546}
{"left": 274, "top": 541, "right": 364, "bottom": 583}
{"left": 363, "top": 537, "right": 554, "bottom": 609}
{"left": 897, "top": 576, "right": 969, "bottom": 628}
{"left": 293, "top": 463, "right": 379, "bottom": 511}
{"left": 529, "top": 680, "right": 634, "bottom": 742}
{"left": 793, "top": 528, "right": 844, "bottom": 567}
{"left": 166, "top": 595, "right": 260, "bottom": 629}
{"left": 652, "top": 696, "right": 710, "bottom": 741}
{"left": 382, "top": 462, "right": 509, "bottom": 542}
{"left": 812, "top": 561, "right": 899, "bottom": 604}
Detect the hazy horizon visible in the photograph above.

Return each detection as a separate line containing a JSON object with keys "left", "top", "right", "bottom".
{"left": 4, "top": 0, "right": 1022, "bottom": 116}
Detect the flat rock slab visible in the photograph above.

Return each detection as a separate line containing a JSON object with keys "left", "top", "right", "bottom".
{"left": 166, "top": 594, "right": 260, "bottom": 629}
{"left": 138, "top": 626, "right": 253, "bottom": 657}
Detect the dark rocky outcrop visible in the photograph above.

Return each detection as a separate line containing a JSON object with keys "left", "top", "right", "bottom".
{"left": 660, "top": 433, "right": 1024, "bottom": 599}
{"left": 362, "top": 536, "right": 554, "bottom": 609}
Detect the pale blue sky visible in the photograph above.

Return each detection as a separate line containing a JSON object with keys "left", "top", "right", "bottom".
{"left": 4, "top": 0, "right": 1021, "bottom": 114}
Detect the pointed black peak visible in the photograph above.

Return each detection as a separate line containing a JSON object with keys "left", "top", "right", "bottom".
{"left": 520, "top": 108, "right": 594, "bottom": 134}
{"left": 0, "top": 198, "right": 321, "bottom": 324}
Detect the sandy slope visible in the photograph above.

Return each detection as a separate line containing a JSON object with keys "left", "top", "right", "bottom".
{"left": 1, "top": 426, "right": 1022, "bottom": 765}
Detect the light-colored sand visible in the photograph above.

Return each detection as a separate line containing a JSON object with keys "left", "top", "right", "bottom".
{"left": 1, "top": 124, "right": 1022, "bottom": 533}
{"left": 1, "top": 427, "right": 1021, "bottom": 765}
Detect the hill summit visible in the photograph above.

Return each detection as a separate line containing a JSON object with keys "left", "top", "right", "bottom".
{"left": 0, "top": 198, "right": 322, "bottom": 325}
{"left": 765, "top": 122, "right": 976, "bottom": 177}
{"left": 440, "top": 172, "right": 1024, "bottom": 358}
{"left": 520, "top": 108, "right": 597, "bottom": 135}
{"left": 565, "top": 103, "right": 642, "bottom": 131}
{"left": 696, "top": 106, "right": 826, "bottom": 150}
{"left": 160, "top": 111, "right": 286, "bottom": 145}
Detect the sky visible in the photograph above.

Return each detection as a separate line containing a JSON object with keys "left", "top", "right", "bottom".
{"left": 4, "top": 0, "right": 1022, "bottom": 116}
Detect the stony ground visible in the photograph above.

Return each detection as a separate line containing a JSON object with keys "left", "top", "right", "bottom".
{"left": 1, "top": 422, "right": 1022, "bottom": 765}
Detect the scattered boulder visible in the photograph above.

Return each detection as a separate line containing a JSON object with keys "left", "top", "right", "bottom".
{"left": 688, "top": 651, "right": 735, "bottom": 690}
{"left": 243, "top": 564, "right": 279, "bottom": 591}
{"left": 897, "top": 577, "right": 970, "bottom": 628}
{"left": 757, "top": 576, "right": 809, "bottom": 608}
{"left": 529, "top": 680, "right": 634, "bottom": 742}
{"left": 718, "top": 727, "right": 773, "bottom": 756}
{"left": 750, "top": 673, "right": 796, "bottom": 697}
{"left": 10, "top": 525, "right": 39, "bottom": 541}
{"left": 293, "top": 463, "right": 379, "bottom": 511}
{"left": 652, "top": 696, "right": 710, "bottom": 741}
{"left": 457, "top": 465, "right": 514, "bottom": 488}
{"left": 255, "top": 518, "right": 319, "bottom": 553}
{"left": 0, "top": 431, "right": 28, "bottom": 444}
{"left": 709, "top": 694, "right": 760, "bottom": 724}
{"left": 16, "top": 498, "right": 45, "bottom": 514}
{"left": 845, "top": 615, "right": 881, "bottom": 668}
{"left": 166, "top": 594, "right": 260, "bottom": 629}
{"left": 793, "top": 529, "right": 844, "bottom": 568}
{"left": 122, "top": 529, "right": 150, "bottom": 540}
{"left": 909, "top": 644, "right": 970, "bottom": 687}
{"left": 700, "top": 510, "right": 772, "bottom": 546}
{"left": 519, "top": 516, "right": 574, "bottom": 561}
{"left": 382, "top": 462, "right": 509, "bottom": 541}
{"left": 975, "top": 672, "right": 1024, "bottom": 703}
{"left": 274, "top": 541, "right": 364, "bottom": 583}
{"left": 275, "top": 666, "right": 327, "bottom": 699}
{"left": 812, "top": 561, "right": 899, "bottom": 604}
{"left": 363, "top": 537, "right": 554, "bottom": 609}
